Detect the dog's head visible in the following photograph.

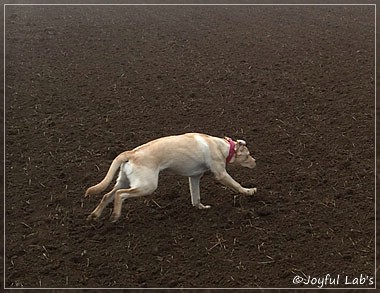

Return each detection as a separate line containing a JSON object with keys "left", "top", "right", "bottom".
{"left": 232, "top": 139, "right": 256, "bottom": 169}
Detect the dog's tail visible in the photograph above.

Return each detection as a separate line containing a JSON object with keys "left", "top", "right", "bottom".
{"left": 85, "top": 151, "right": 133, "bottom": 197}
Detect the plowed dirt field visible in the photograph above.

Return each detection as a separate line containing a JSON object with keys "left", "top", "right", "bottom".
{"left": 5, "top": 4, "right": 375, "bottom": 289}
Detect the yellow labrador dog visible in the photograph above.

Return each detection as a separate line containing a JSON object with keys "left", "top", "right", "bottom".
{"left": 85, "top": 133, "right": 257, "bottom": 222}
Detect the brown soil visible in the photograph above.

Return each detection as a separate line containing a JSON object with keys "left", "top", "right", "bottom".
{"left": 5, "top": 4, "right": 375, "bottom": 289}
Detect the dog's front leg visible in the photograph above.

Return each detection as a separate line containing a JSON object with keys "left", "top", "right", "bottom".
{"left": 214, "top": 171, "right": 257, "bottom": 196}
{"left": 189, "top": 175, "right": 211, "bottom": 209}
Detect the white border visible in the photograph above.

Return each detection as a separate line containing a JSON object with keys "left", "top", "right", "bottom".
{"left": 3, "top": 2, "right": 377, "bottom": 290}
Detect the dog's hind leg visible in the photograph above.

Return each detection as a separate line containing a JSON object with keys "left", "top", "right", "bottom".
{"left": 110, "top": 186, "right": 157, "bottom": 222}
{"left": 189, "top": 174, "right": 211, "bottom": 209}
{"left": 87, "top": 168, "right": 130, "bottom": 221}
{"left": 87, "top": 188, "right": 117, "bottom": 221}
{"left": 110, "top": 169, "right": 158, "bottom": 222}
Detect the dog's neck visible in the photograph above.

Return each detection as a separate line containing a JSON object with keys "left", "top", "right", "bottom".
{"left": 225, "top": 138, "right": 236, "bottom": 164}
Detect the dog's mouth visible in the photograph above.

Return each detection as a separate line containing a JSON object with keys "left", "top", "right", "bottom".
{"left": 245, "top": 158, "right": 256, "bottom": 169}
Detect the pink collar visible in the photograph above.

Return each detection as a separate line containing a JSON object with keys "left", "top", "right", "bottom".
{"left": 225, "top": 138, "right": 236, "bottom": 164}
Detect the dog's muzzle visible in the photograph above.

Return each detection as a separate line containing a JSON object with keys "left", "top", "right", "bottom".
{"left": 245, "top": 157, "right": 256, "bottom": 169}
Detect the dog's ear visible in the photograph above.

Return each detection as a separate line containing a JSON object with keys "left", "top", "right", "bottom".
{"left": 236, "top": 139, "right": 246, "bottom": 146}
{"left": 235, "top": 139, "right": 247, "bottom": 152}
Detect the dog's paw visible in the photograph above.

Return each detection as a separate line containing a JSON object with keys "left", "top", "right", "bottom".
{"left": 246, "top": 187, "right": 257, "bottom": 196}
{"left": 110, "top": 213, "right": 120, "bottom": 223}
{"left": 196, "top": 203, "right": 211, "bottom": 209}
{"left": 87, "top": 213, "right": 99, "bottom": 221}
